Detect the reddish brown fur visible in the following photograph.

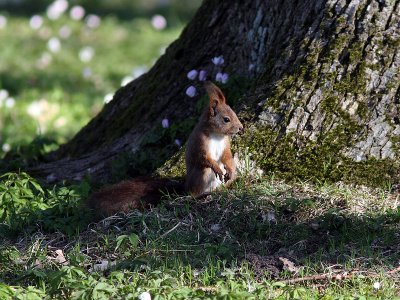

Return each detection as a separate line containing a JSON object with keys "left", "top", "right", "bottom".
{"left": 87, "top": 177, "right": 183, "bottom": 217}
{"left": 185, "top": 82, "right": 243, "bottom": 197}
{"left": 220, "top": 141, "right": 236, "bottom": 185}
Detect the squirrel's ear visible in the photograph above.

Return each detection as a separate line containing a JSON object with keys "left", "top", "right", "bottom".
{"left": 205, "top": 81, "right": 226, "bottom": 105}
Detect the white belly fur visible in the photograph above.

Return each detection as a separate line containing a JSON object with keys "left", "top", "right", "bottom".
{"left": 208, "top": 134, "right": 226, "bottom": 162}
{"left": 205, "top": 134, "right": 226, "bottom": 192}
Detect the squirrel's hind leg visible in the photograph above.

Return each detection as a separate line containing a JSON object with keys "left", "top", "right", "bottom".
{"left": 186, "top": 167, "right": 223, "bottom": 197}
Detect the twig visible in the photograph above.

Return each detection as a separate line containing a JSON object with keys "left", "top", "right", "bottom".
{"left": 157, "top": 222, "right": 182, "bottom": 240}
{"left": 277, "top": 270, "right": 378, "bottom": 285}
{"left": 195, "top": 286, "right": 219, "bottom": 292}
{"left": 278, "top": 272, "right": 350, "bottom": 284}
{"left": 387, "top": 266, "right": 400, "bottom": 275}
{"left": 278, "top": 266, "right": 400, "bottom": 285}
{"left": 153, "top": 249, "right": 194, "bottom": 252}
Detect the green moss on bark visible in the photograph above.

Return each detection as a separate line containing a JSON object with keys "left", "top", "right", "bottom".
{"left": 142, "top": 22, "right": 399, "bottom": 188}
{"left": 156, "top": 148, "right": 186, "bottom": 178}
{"left": 233, "top": 126, "right": 399, "bottom": 187}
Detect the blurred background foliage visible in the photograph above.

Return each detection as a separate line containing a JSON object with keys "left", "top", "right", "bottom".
{"left": 0, "top": 0, "right": 201, "bottom": 25}
{"left": 0, "top": 0, "right": 201, "bottom": 163}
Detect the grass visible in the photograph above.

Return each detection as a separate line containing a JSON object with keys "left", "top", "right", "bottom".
{"left": 0, "top": 6, "right": 399, "bottom": 300}
{"left": 0, "top": 12, "right": 182, "bottom": 163}
{"left": 0, "top": 172, "right": 398, "bottom": 299}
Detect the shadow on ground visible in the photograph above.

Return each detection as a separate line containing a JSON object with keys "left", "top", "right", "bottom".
{"left": 3, "top": 179, "right": 398, "bottom": 284}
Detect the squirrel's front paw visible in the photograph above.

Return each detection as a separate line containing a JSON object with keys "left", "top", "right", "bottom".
{"left": 212, "top": 167, "right": 224, "bottom": 182}
{"left": 224, "top": 171, "right": 231, "bottom": 183}
{"left": 215, "top": 171, "right": 224, "bottom": 182}
{"left": 223, "top": 167, "right": 236, "bottom": 184}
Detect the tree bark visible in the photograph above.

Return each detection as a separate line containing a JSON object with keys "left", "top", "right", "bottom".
{"left": 30, "top": 0, "right": 400, "bottom": 186}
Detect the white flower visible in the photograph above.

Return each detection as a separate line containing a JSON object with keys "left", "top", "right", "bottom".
{"left": 212, "top": 55, "right": 224, "bottom": 65}
{"left": 216, "top": 72, "right": 229, "bottom": 84}
{"left": 47, "top": 0, "right": 68, "bottom": 20}
{"left": 27, "top": 100, "right": 46, "bottom": 118}
{"left": 187, "top": 70, "right": 198, "bottom": 80}
{"left": 85, "top": 14, "right": 101, "bottom": 28}
{"left": 159, "top": 46, "right": 167, "bottom": 55}
{"left": 88, "top": 260, "right": 117, "bottom": 273}
{"left": 29, "top": 15, "right": 43, "bottom": 30}
{"left": 47, "top": 37, "right": 61, "bottom": 53}
{"left": 186, "top": 86, "right": 196, "bottom": 98}
{"left": 162, "top": 118, "right": 169, "bottom": 128}
{"left": 132, "top": 66, "right": 147, "bottom": 79}
{"left": 0, "top": 15, "right": 7, "bottom": 29}
{"left": 373, "top": 282, "right": 381, "bottom": 290}
{"left": 0, "top": 89, "right": 9, "bottom": 102}
{"left": 5, "top": 98, "right": 15, "bottom": 108}
{"left": 216, "top": 72, "right": 222, "bottom": 82}
{"left": 70, "top": 5, "right": 85, "bottom": 21}
{"left": 121, "top": 76, "right": 133, "bottom": 86}
{"left": 221, "top": 73, "right": 229, "bottom": 84}
{"left": 138, "top": 291, "right": 151, "bottom": 300}
{"left": 59, "top": 25, "right": 71, "bottom": 39}
{"left": 151, "top": 14, "right": 167, "bottom": 30}
{"left": 247, "top": 281, "right": 255, "bottom": 293}
{"left": 2, "top": 143, "right": 11, "bottom": 152}
{"left": 79, "top": 46, "right": 94, "bottom": 63}
{"left": 198, "top": 70, "right": 207, "bottom": 81}
{"left": 210, "top": 224, "right": 221, "bottom": 232}
{"left": 104, "top": 93, "right": 113, "bottom": 104}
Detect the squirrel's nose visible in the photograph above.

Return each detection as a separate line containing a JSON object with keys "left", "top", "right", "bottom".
{"left": 238, "top": 125, "right": 244, "bottom": 135}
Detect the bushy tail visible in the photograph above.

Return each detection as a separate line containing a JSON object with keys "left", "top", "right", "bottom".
{"left": 87, "top": 176, "right": 184, "bottom": 217}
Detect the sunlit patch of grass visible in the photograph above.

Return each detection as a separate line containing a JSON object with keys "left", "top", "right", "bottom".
{"left": 0, "top": 15, "right": 183, "bottom": 160}
{"left": 0, "top": 172, "right": 91, "bottom": 237}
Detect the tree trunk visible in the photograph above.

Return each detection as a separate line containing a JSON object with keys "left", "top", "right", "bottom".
{"left": 31, "top": 0, "right": 400, "bottom": 187}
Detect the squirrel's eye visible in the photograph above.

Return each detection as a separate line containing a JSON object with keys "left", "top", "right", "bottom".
{"left": 223, "top": 117, "right": 230, "bottom": 123}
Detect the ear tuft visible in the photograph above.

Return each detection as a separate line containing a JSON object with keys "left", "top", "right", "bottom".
{"left": 204, "top": 81, "right": 226, "bottom": 104}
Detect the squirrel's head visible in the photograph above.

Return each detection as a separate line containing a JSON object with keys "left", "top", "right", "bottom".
{"left": 204, "top": 82, "right": 244, "bottom": 136}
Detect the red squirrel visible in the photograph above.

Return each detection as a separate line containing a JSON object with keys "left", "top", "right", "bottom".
{"left": 185, "top": 82, "right": 243, "bottom": 196}
{"left": 87, "top": 82, "right": 243, "bottom": 216}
